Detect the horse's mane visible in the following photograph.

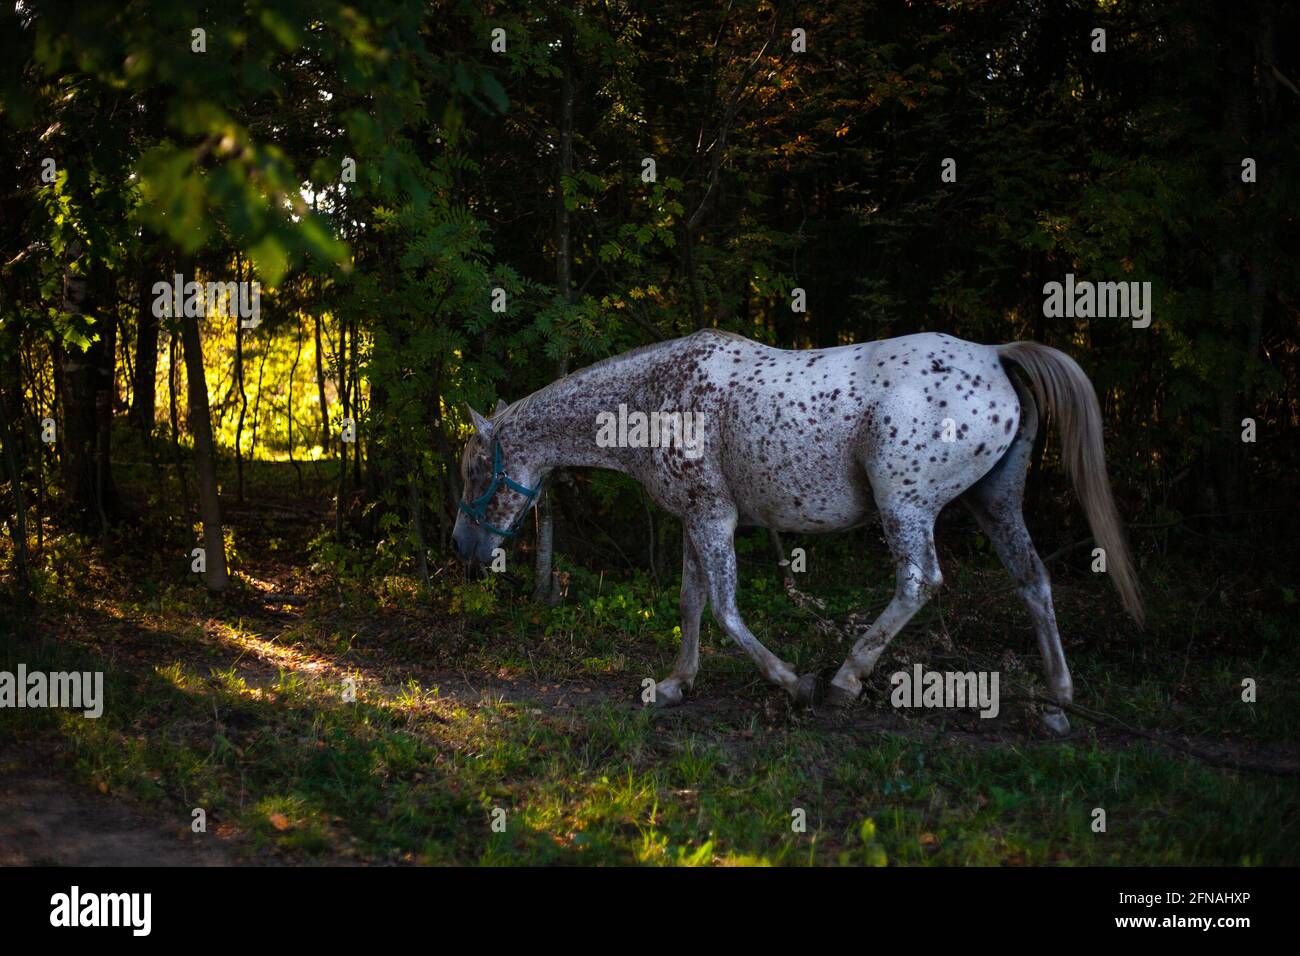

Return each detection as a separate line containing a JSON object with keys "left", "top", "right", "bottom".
{"left": 696, "top": 328, "right": 749, "bottom": 343}
{"left": 492, "top": 329, "right": 748, "bottom": 425}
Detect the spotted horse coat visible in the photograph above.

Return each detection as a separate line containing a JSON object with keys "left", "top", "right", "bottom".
{"left": 451, "top": 330, "right": 1142, "bottom": 734}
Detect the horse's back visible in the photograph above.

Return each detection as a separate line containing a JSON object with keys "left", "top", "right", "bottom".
{"left": 663, "top": 331, "right": 1020, "bottom": 530}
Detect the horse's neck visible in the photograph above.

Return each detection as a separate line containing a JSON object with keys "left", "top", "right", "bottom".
{"left": 513, "top": 364, "right": 646, "bottom": 474}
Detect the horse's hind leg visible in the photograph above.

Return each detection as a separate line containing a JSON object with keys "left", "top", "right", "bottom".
{"left": 686, "top": 510, "right": 818, "bottom": 704}
{"left": 653, "top": 540, "right": 705, "bottom": 707}
{"left": 960, "top": 410, "right": 1073, "bottom": 734}
{"left": 963, "top": 482, "right": 1073, "bottom": 735}
{"left": 827, "top": 504, "right": 944, "bottom": 704}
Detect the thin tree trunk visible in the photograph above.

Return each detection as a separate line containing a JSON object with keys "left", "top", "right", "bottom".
{"left": 314, "top": 312, "right": 329, "bottom": 447}
{"left": 130, "top": 260, "right": 160, "bottom": 436}
{"left": 180, "top": 307, "right": 228, "bottom": 593}
{"left": 534, "top": 18, "right": 575, "bottom": 605}
{"left": 249, "top": 330, "right": 268, "bottom": 462}
{"left": 234, "top": 309, "right": 246, "bottom": 504}
{"left": 2, "top": 331, "right": 34, "bottom": 559}
{"left": 430, "top": 360, "right": 456, "bottom": 546}
{"left": 533, "top": 490, "right": 556, "bottom": 600}
{"left": 26, "top": 344, "right": 47, "bottom": 554}
{"left": 335, "top": 316, "right": 349, "bottom": 538}
{"left": 350, "top": 317, "right": 362, "bottom": 488}
{"left": 117, "top": 315, "right": 135, "bottom": 411}
{"left": 168, "top": 330, "right": 191, "bottom": 519}
{"left": 408, "top": 458, "right": 430, "bottom": 591}
{"left": 289, "top": 313, "right": 304, "bottom": 496}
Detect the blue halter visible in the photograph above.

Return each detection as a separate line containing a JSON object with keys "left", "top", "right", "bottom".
{"left": 458, "top": 438, "right": 541, "bottom": 539}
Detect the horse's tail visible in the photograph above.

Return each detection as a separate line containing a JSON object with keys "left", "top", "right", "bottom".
{"left": 997, "top": 341, "right": 1143, "bottom": 627}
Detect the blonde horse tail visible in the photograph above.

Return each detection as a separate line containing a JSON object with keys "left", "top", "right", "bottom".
{"left": 998, "top": 341, "right": 1144, "bottom": 627}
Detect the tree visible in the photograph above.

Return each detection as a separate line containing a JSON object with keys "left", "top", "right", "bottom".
{"left": 179, "top": 301, "right": 228, "bottom": 593}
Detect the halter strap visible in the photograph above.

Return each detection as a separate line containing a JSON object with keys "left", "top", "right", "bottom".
{"left": 457, "top": 438, "right": 541, "bottom": 539}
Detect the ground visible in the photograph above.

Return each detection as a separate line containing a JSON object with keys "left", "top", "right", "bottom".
{"left": 0, "top": 461, "right": 1296, "bottom": 866}
{"left": 0, "top": 746, "right": 240, "bottom": 866}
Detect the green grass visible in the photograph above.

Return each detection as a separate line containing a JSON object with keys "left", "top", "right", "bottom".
{"left": 1, "top": 499, "right": 1296, "bottom": 866}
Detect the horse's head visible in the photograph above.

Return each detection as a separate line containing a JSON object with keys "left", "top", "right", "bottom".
{"left": 451, "top": 400, "right": 544, "bottom": 570}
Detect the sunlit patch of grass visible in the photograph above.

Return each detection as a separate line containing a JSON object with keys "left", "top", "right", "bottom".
{"left": 8, "top": 616, "right": 1299, "bottom": 864}
{"left": 3, "top": 519, "right": 1297, "bottom": 866}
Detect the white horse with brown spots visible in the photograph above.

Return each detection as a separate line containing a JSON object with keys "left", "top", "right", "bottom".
{"left": 451, "top": 330, "right": 1142, "bottom": 734}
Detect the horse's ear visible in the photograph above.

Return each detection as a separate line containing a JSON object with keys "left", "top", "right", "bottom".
{"left": 494, "top": 398, "right": 509, "bottom": 416}
{"left": 467, "top": 405, "right": 493, "bottom": 439}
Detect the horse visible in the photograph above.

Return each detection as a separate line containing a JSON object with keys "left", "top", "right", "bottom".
{"left": 451, "top": 330, "right": 1142, "bottom": 734}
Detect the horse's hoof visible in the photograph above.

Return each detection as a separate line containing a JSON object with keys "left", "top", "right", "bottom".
{"left": 823, "top": 682, "right": 859, "bottom": 709}
{"left": 793, "top": 673, "right": 819, "bottom": 707}
{"left": 1041, "top": 708, "right": 1071, "bottom": 736}
{"left": 651, "top": 680, "right": 685, "bottom": 708}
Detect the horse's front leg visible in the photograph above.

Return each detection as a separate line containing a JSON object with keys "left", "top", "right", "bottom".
{"left": 652, "top": 540, "right": 706, "bottom": 707}
{"left": 686, "top": 511, "right": 818, "bottom": 705}
{"left": 827, "top": 503, "right": 943, "bottom": 705}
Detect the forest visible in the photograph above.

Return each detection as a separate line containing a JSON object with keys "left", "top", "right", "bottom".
{"left": 0, "top": 0, "right": 1296, "bottom": 867}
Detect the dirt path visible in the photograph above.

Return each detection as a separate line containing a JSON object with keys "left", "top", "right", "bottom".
{"left": 0, "top": 746, "right": 243, "bottom": 866}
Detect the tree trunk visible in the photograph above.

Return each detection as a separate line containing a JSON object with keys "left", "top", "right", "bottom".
{"left": 249, "top": 329, "right": 268, "bottom": 462}
{"left": 129, "top": 260, "right": 160, "bottom": 436}
{"left": 58, "top": 257, "right": 119, "bottom": 531}
{"left": 288, "top": 313, "right": 304, "bottom": 495}
{"left": 314, "top": 312, "right": 329, "bottom": 448}
{"left": 234, "top": 310, "right": 246, "bottom": 504}
{"left": 407, "top": 457, "right": 430, "bottom": 591}
{"left": 350, "top": 316, "right": 362, "bottom": 488}
{"left": 180, "top": 307, "right": 229, "bottom": 593}
{"left": 534, "top": 19, "right": 575, "bottom": 605}
{"left": 167, "top": 329, "right": 191, "bottom": 521}
{"left": 335, "top": 315, "right": 349, "bottom": 538}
